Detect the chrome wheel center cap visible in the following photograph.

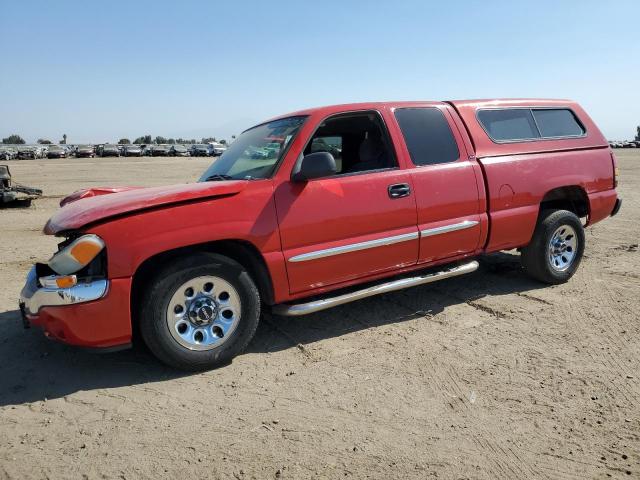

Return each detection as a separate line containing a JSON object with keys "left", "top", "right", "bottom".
{"left": 189, "top": 299, "right": 217, "bottom": 326}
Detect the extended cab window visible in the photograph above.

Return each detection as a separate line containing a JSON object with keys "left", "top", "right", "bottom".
{"left": 478, "top": 108, "right": 585, "bottom": 142}
{"left": 303, "top": 112, "right": 396, "bottom": 175}
{"left": 394, "top": 108, "right": 459, "bottom": 166}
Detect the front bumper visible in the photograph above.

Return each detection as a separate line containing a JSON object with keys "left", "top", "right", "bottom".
{"left": 20, "top": 266, "right": 108, "bottom": 317}
{"left": 19, "top": 267, "right": 133, "bottom": 348}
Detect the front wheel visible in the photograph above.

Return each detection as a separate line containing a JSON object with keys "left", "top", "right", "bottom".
{"left": 521, "top": 209, "right": 585, "bottom": 284}
{"left": 138, "top": 253, "right": 260, "bottom": 370}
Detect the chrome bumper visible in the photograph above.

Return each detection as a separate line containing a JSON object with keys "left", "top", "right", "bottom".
{"left": 19, "top": 266, "right": 109, "bottom": 316}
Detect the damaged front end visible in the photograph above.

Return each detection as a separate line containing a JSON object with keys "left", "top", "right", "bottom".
{"left": 19, "top": 233, "right": 108, "bottom": 329}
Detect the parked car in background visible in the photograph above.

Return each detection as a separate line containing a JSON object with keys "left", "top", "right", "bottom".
{"left": 124, "top": 145, "right": 143, "bottom": 157}
{"left": 76, "top": 145, "right": 95, "bottom": 158}
{"left": 46, "top": 146, "right": 67, "bottom": 158}
{"left": 101, "top": 144, "right": 120, "bottom": 157}
{"left": 190, "top": 144, "right": 209, "bottom": 156}
{"left": 169, "top": 145, "right": 190, "bottom": 157}
{"left": 151, "top": 144, "right": 170, "bottom": 156}
{"left": 245, "top": 145, "right": 269, "bottom": 159}
{"left": 208, "top": 142, "right": 227, "bottom": 156}
{"left": 0, "top": 147, "right": 18, "bottom": 160}
{"left": 17, "top": 147, "right": 38, "bottom": 160}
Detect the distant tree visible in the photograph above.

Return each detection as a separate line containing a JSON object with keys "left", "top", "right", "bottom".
{"left": 154, "top": 136, "right": 168, "bottom": 144}
{"left": 37, "top": 138, "right": 52, "bottom": 144}
{"left": 201, "top": 137, "right": 217, "bottom": 144}
{"left": 133, "top": 135, "right": 152, "bottom": 144}
{"left": 118, "top": 138, "right": 131, "bottom": 144}
{"left": 2, "top": 134, "right": 25, "bottom": 144}
{"left": 167, "top": 138, "right": 175, "bottom": 144}
{"left": 219, "top": 139, "right": 227, "bottom": 145}
{"left": 636, "top": 126, "right": 640, "bottom": 142}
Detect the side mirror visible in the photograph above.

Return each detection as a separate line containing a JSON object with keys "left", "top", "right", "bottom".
{"left": 291, "top": 152, "right": 337, "bottom": 182}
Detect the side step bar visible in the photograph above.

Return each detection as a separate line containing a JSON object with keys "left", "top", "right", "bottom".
{"left": 272, "top": 260, "right": 479, "bottom": 317}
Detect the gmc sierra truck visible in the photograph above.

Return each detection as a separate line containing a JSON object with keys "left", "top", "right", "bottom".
{"left": 20, "top": 99, "right": 621, "bottom": 370}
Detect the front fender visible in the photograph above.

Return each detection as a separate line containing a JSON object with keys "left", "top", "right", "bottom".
{"left": 87, "top": 180, "right": 285, "bottom": 285}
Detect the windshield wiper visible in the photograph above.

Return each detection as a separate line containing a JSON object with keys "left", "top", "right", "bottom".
{"left": 204, "top": 174, "right": 234, "bottom": 181}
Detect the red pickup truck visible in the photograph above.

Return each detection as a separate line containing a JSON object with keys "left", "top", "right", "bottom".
{"left": 20, "top": 99, "right": 621, "bottom": 370}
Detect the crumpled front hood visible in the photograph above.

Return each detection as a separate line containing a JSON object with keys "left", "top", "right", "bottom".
{"left": 44, "top": 181, "right": 247, "bottom": 235}
{"left": 59, "top": 186, "right": 144, "bottom": 207}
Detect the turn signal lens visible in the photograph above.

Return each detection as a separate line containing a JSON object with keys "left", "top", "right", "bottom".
{"left": 39, "top": 275, "right": 78, "bottom": 289}
{"left": 70, "top": 240, "right": 103, "bottom": 264}
{"left": 48, "top": 234, "right": 105, "bottom": 275}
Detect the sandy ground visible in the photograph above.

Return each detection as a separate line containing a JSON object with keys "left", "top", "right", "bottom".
{"left": 0, "top": 152, "right": 638, "bottom": 479}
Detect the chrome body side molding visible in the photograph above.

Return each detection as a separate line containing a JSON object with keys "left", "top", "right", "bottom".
{"left": 420, "top": 220, "right": 479, "bottom": 237}
{"left": 272, "top": 260, "right": 479, "bottom": 316}
{"left": 288, "top": 231, "right": 419, "bottom": 263}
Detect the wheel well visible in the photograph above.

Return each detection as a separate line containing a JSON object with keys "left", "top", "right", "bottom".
{"left": 540, "top": 186, "right": 589, "bottom": 219}
{"left": 130, "top": 240, "right": 275, "bottom": 338}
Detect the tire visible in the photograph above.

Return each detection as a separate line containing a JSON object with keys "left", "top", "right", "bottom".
{"left": 521, "top": 209, "right": 585, "bottom": 284}
{"left": 138, "top": 253, "right": 260, "bottom": 370}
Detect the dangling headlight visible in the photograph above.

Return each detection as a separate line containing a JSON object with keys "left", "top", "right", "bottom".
{"left": 48, "top": 234, "right": 105, "bottom": 275}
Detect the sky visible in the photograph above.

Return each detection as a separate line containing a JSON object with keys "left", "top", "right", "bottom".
{"left": 1, "top": 0, "right": 639, "bottom": 143}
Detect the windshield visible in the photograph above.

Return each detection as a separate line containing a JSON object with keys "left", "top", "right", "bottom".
{"left": 173, "top": 145, "right": 186, "bottom": 151}
{"left": 199, "top": 116, "right": 306, "bottom": 181}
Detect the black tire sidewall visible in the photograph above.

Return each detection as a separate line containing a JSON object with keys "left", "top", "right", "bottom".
{"left": 139, "top": 253, "right": 260, "bottom": 370}
{"left": 528, "top": 210, "right": 585, "bottom": 283}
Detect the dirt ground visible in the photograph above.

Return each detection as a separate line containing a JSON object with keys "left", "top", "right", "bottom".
{"left": 0, "top": 151, "right": 638, "bottom": 479}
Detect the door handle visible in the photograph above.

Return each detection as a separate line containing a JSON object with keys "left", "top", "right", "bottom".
{"left": 388, "top": 183, "right": 411, "bottom": 199}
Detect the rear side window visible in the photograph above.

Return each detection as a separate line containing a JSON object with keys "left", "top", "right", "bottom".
{"left": 394, "top": 108, "right": 459, "bottom": 166}
{"left": 532, "top": 109, "right": 584, "bottom": 137}
{"left": 477, "top": 108, "right": 585, "bottom": 142}
{"left": 477, "top": 109, "right": 540, "bottom": 141}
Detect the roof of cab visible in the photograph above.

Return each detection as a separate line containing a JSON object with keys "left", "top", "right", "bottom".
{"left": 267, "top": 99, "right": 608, "bottom": 157}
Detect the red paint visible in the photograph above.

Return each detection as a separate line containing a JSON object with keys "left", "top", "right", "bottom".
{"left": 59, "top": 186, "right": 144, "bottom": 207}
{"left": 28, "top": 99, "right": 619, "bottom": 349}
{"left": 27, "top": 278, "right": 132, "bottom": 348}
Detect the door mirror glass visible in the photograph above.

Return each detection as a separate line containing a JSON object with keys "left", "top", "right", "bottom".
{"left": 291, "top": 152, "right": 337, "bottom": 182}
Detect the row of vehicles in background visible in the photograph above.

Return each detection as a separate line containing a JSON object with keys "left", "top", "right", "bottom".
{"left": 0, "top": 142, "right": 227, "bottom": 160}
{"left": 609, "top": 140, "right": 640, "bottom": 148}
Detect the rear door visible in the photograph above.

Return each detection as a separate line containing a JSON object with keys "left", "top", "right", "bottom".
{"left": 391, "top": 106, "right": 483, "bottom": 263}
{"left": 274, "top": 110, "right": 419, "bottom": 294}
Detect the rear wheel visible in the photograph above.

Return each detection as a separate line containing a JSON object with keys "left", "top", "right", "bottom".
{"left": 521, "top": 209, "right": 585, "bottom": 284}
{"left": 139, "top": 253, "right": 260, "bottom": 370}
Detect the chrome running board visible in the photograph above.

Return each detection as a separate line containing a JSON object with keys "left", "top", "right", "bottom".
{"left": 272, "top": 260, "right": 479, "bottom": 316}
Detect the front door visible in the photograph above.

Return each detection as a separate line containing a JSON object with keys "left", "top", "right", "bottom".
{"left": 274, "top": 110, "right": 419, "bottom": 294}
